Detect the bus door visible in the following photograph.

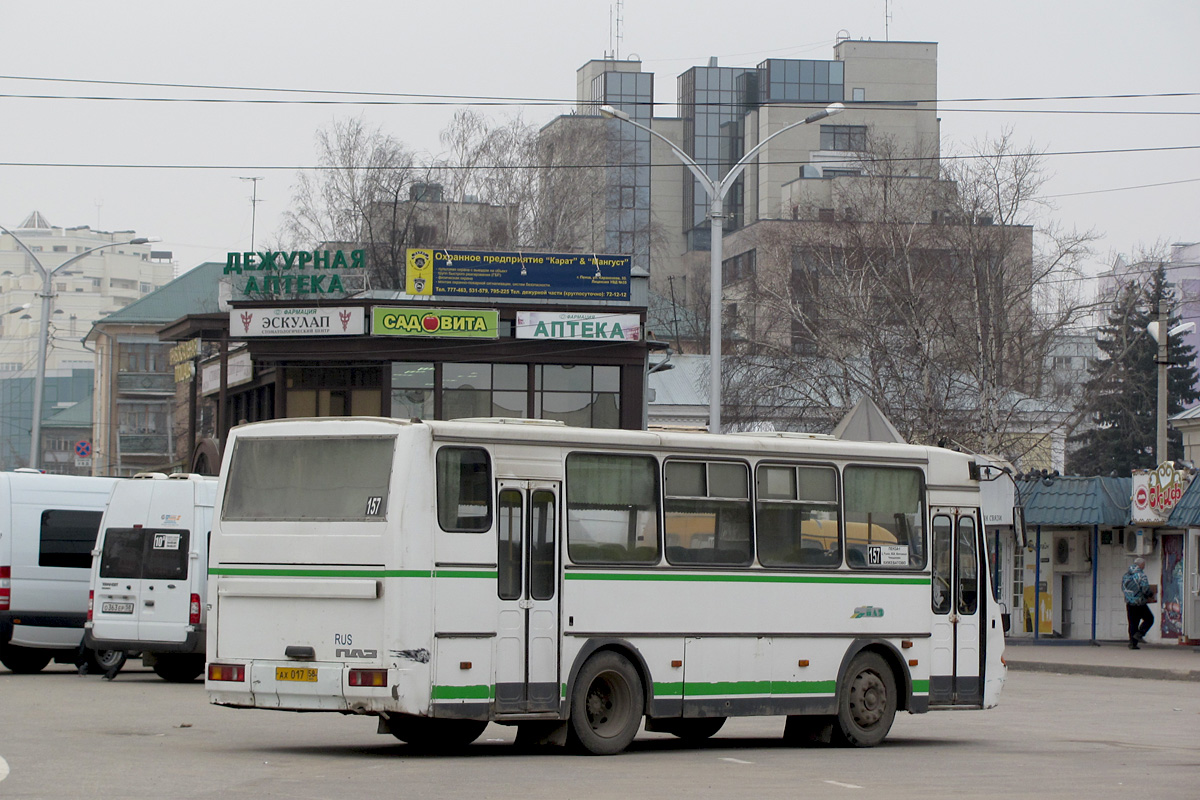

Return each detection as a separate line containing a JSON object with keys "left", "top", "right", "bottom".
{"left": 494, "top": 481, "right": 561, "bottom": 715}
{"left": 929, "top": 507, "right": 984, "bottom": 706}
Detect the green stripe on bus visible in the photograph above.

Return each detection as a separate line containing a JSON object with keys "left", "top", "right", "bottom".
{"left": 207, "top": 567, "right": 431, "bottom": 578}
{"left": 565, "top": 572, "right": 928, "bottom": 586}
{"left": 432, "top": 684, "right": 494, "bottom": 700}
{"left": 911, "top": 679, "right": 930, "bottom": 693}
{"left": 682, "top": 680, "right": 836, "bottom": 697}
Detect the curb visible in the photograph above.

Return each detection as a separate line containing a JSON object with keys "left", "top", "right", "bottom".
{"left": 1006, "top": 660, "right": 1200, "bottom": 682}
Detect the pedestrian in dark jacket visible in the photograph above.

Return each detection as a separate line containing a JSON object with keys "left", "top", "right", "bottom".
{"left": 1121, "top": 557, "right": 1154, "bottom": 649}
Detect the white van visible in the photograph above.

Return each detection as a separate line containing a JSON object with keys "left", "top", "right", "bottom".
{"left": 86, "top": 473, "right": 218, "bottom": 682}
{"left": 0, "top": 470, "right": 124, "bottom": 674}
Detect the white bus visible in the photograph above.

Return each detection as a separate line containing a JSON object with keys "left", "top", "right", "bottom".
{"left": 206, "top": 417, "right": 1005, "bottom": 755}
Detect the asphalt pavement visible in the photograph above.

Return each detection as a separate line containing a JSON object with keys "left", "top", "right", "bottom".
{"left": 1003, "top": 638, "right": 1200, "bottom": 681}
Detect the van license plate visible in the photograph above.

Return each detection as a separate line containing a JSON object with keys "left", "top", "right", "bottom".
{"left": 101, "top": 602, "right": 134, "bottom": 614}
{"left": 276, "top": 667, "right": 318, "bottom": 682}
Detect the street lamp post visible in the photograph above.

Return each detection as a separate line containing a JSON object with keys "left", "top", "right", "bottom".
{"left": 600, "top": 102, "right": 844, "bottom": 432}
{"left": 0, "top": 224, "right": 156, "bottom": 469}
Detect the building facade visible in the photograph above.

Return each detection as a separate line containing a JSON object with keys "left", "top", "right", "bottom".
{"left": 545, "top": 38, "right": 941, "bottom": 297}
{"left": 0, "top": 212, "right": 175, "bottom": 469}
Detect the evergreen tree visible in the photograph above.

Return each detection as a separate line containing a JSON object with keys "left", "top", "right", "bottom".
{"left": 1068, "top": 265, "right": 1199, "bottom": 474}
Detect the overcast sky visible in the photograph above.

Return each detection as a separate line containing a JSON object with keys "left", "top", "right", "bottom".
{"left": 2, "top": 1, "right": 1197, "bottom": 279}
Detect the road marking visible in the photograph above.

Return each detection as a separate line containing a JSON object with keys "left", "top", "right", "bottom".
{"left": 719, "top": 757, "right": 754, "bottom": 765}
{"left": 0, "top": 755, "right": 9, "bottom": 782}
{"left": 824, "top": 780, "right": 863, "bottom": 789}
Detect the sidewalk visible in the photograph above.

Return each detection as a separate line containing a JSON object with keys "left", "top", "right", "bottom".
{"left": 1003, "top": 639, "right": 1200, "bottom": 681}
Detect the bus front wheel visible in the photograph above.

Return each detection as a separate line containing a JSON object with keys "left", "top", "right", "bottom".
{"left": 568, "top": 651, "right": 644, "bottom": 755}
{"left": 832, "top": 652, "right": 896, "bottom": 747}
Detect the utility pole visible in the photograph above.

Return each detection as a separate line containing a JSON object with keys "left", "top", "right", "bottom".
{"left": 239, "top": 177, "right": 264, "bottom": 252}
{"left": 1157, "top": 293, "right": 1169, "bottom": 463}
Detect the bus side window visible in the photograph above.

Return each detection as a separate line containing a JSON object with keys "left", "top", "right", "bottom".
{"left": 756, "top": 464, "right": 840, "bottom": 568}
{"left": 843, "top": 466, "right": 926, "bottom": 569}
{"left": 664, "top": 460, "right": 751, "bottom": 566}
{"left": 566, "top": 453, "right": 659, "bottom": 565}
{"left": 436, "top": 447, "right": 492, "bottom": 533}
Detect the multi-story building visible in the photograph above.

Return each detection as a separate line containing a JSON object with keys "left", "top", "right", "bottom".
{"left": 0, "top": 212, "right": 175, "bottom": 468}
{"left": 85, "top": 262, "right": 224, "bottom": 477}
{"left": 544, "top": 38, "right": 940, "bottom": 298}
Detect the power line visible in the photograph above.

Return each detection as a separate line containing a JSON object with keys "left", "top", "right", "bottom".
{"left": 1, "top": 143, "right": 1198, "bottom": 172}
{"left": 1, "top": 73, "right": 1198, "bottom": 107}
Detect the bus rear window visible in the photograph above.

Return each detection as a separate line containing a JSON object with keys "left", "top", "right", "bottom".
{"left": 437, "top": 447, "right": 492, "bottom": 532}
{"left": 222, "top": 436, "right": 395, "bottom": 522}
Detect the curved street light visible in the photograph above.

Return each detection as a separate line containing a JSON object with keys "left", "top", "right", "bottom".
{"left": 0, "top": 223, "right": 158, "bottom": 468}
{"left": 600, "top": 101, "right": 844, "bottom": 432}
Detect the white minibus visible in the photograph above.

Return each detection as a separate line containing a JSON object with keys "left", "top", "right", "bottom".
{"left": 0, "top": 470, "right": 123, "bottom": 673}
{"left": 206, "top": 417, "right": 1005, "bottom": 755}
{"left": 86, "top": 472, "right": 218, "bottom": 681}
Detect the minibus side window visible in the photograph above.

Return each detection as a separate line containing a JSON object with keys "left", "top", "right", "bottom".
{"left": 39, "top": 510, "right": 103, "bottom": 569}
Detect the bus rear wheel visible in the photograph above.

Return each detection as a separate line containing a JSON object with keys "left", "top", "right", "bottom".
{"left": 0, "top": 643, "right": 52, "bottom": 674}
{"left": 568, "top": 651, "right": 644, "bottom": 755}
{"left": 832, "top": 652, "right": 896, "bottom": 747}
{"left": 386, "top": 715, "right": 488, "bottom": 750}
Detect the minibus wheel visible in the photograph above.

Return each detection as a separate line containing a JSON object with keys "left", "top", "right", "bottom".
{"left": 567, "top": 651, "right": 644, "bottom": 755}
{"left": 832, "top": 652, "right": 896, "bottom": 747}
{"left": 86, "top": 648, "right": 127, "bottom": 676}
{"left": 0, "top": 643, "right": 52, "bottom": 674}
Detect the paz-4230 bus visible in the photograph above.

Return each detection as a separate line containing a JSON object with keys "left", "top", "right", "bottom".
{"left": 205, "top": 417, "right": 1005, "bottom": 755}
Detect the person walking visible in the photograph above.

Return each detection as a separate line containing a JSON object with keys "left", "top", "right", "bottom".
{"left": 1121, "top": 557, "right": 1155, "bottom": 649}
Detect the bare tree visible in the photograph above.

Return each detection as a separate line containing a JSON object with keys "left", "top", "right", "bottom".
{"left": 720, "top": 131, "right": 1096, "bottom": 463}
{"left": 278, "top": 117, "right": 434, "bottom": 290}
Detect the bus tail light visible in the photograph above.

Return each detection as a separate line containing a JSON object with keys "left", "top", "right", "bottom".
{"left": 208, "top": 663, "right": 245, "bottom": 682}
{"left": 189, "top": 594, "right": 201, "bottom": 625}
{"left": 87, "top": 589, "right": 94, "bottom": 621}
{"left": 348, "top": 669, "right": 387, "bottom": 687}
{"left": 1, "top": 566, "right": 11, "bottom": 611}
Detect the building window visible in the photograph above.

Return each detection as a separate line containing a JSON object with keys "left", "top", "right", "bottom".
{"left": 391, "top": 362, "right": 435, "bottom": 419}
{"left": 535, "top": 365, "right": 620, "bottom": 429}
{"left": 819, "top": 124, "right": 867, "bottom": 151}
{"left": 53, "top": 245, "right": 67, "bottom": 253}
{"left": 721, "top": 250, "right": 756, "bottom": 285}
{"left": 118, "top": 343, "right": 169, "bottom": 373}
{"left": 443, "top": 362, "right": 528, "bottom": 420}
{"left": 852, "top": 87, "right": 866, "bottom": 102}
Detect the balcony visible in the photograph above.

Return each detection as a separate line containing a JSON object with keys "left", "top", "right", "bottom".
{"left": 117, "top": 371, "right": 175, "bottom": 395}
{"left": 118, "top": 433, "right": 171, "bottom": 455}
